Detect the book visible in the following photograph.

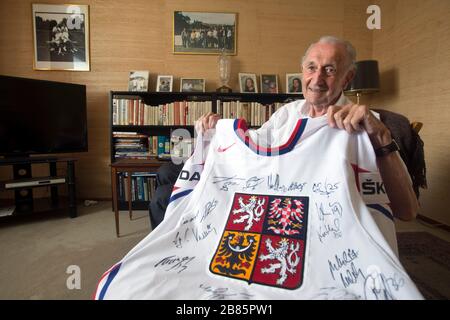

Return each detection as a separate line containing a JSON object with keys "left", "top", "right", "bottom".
{"left": 157, "top": 136, "right": 166, "bottom": 155}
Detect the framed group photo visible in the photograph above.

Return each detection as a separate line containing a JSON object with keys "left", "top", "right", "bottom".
{"left": 286, "top": 73, "right": 303, "bottom": 94}
{"left": 32, "top": 3, "right": 90, "bottom": 71}
{"left": 156, "top": 75, "right": 173, "bottom": 92}
{"left": 260, "top": 74, "right": 279, "bottom": 93}
{"left": 239, "top": 73, "right": 258, "bottom": 93}
{"left": 173, "top": 11, "right": 237, "bottom": 55}
{"left": 180, "top": 78, "right": 205, "bottom": 92}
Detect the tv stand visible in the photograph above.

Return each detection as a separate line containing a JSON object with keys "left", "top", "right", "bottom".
{"left": 0, "top": 156, "right": 77, "bottom": 218}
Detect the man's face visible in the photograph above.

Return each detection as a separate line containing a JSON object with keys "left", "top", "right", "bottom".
{"left": 301, "top": 42, "right": 353, "bottom": 106}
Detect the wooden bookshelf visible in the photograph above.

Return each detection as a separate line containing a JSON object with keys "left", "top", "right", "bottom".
{"left": 109, "top": 91, "right": 303, "bottom": 213}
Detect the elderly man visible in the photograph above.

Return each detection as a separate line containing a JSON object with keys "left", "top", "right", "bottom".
{"left": 150, "top": 35, "right": 418, "bottom": 231}
{"left": 196, "top": 36, "right": 418, "bottom": 222}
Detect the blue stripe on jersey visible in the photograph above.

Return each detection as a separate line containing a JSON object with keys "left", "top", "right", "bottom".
{"left": 169, "top": 189, "right": 193, "bottom": 204}
{"left": 367, "top": 204, "right": 394, "bottom": 221}
{"left": 233, "top": 118, "right": 308, "bottom": 156}
{"left": 98, "top": 263, "right": 122, "bottom": 300}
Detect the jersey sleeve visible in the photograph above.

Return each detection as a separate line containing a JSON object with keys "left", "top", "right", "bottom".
{"left": 353, "top": 130, "right": 404, "bottom": 256}
{"left": 353, "top": 131, "right": 392, "bottom": 213}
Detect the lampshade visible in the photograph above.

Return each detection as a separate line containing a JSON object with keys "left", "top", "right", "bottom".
{"left": 345, "top": 60, "right": 380, "bottom": 95}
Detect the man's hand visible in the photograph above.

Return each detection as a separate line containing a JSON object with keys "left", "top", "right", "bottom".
{"left": 327, "top": 103, "right": 419, "bottom": 221}
{"left": 195, "top": 112, "right": 221, "bottom": 134}
{"left": 327, "top": 104, "right": 392, "bottom": 149}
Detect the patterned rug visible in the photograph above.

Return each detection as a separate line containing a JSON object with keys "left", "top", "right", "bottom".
{"left": 397, "top": 232, "right": 450, "bottom": 300}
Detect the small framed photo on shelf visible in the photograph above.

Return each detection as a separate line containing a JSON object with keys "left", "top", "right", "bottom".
{"left": 260, "top": 74, "right": 279, "bottom": 93}
{"left": 286, "top": 73, "right": 303, "bottom": 94}
{"left": 239, "top": 73, "right": 258, "bottom": 93}
{"left": 128, "top": 71, "right": 149, "bottom": 92}
{"left": 156, "top": 75, "right": 173, "bottom": 92}
{"left": 173, "top": 11, "right": 237, "bottom": 55}
{"left": 32, "top": 3, "right": 90, "bottom": 71}
{"left": 180, "top": 78, "right": 205, "bottom": 92}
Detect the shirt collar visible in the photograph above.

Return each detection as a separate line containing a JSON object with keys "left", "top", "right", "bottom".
{"left": 300, "top": 92, "right": 350, "bottom": 117}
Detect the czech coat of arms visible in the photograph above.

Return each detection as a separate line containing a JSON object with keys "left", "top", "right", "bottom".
{"left": 210, "top": 193, "right": 309, "bottom": 289}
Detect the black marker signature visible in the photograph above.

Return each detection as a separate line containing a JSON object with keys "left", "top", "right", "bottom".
{"left": 199, "top": 284, "right": 237, "bottom": 300}
{"left": 212, "top": 176, "right": 245, "bottom": 191}
{"left": 173, "top": 228, "right": 190, "bottom": 248}
{"left": 316, "top": 201, "right": 343, "bottom": 243}
{"left": 199, "top": 283, "right": 254, "bottom": 300}
{"left": 154, "top": 255, "right": 195, "bottom": 273}
{"left": 364, "top": 271, "right": 405, "bottom": 300}
{"left": 312, "top": 180, "right": 340, "bottom": 197}
{"left": 192, "top": 223, "right": 217, "bottom": 242}
{"left": 267, "top": 174, "right": 307, "bottom": 192}
{"left": 328, "top": 248, "right": 360, "bottom": 282}
{"left": 201, "top": 200, "right": 218, "bottom": 222}
{"left": 181, "top": 199, "right": 218, "bottom": 225}
{"left": 243, "top": 176, "right": 264, "bottom": 191}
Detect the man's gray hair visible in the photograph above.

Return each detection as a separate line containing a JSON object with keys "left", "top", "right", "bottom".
{"left": 302, "top": 36, "right": 357, "bottom": 72}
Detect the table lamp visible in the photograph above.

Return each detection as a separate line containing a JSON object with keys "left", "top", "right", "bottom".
{"left": 344, "top": 60, "right": 380, "bottom": 104}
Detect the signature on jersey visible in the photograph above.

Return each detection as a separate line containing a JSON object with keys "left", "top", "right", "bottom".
{"left": 312, "top": 179, "right": 340, "bottom": 197}
{"left": 173, "top": 223, "right": 217, "bottom": 248}
{"left": 181, "top": 199, "right": 218, "bottom": 225}
{"left": 267, "top": 174, "right": 307, "bottom": 192}
{"left": 326, "top": 248, "right": 406, "bottom": 300}
{"left": 199, "top": 283, "right": 254, "bottom": 300}
{"left": 212, "top": 175, "right": 264, "bottom": 191}
{"left": 154, "top": 255, "right": 195, "bottom": 273}
{"left": 316, "top": 201, "right": 343, "bottom": 243}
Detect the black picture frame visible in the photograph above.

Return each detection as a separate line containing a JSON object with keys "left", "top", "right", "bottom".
{"left": 32, "top": 3, "right": 90, "bottom": 71}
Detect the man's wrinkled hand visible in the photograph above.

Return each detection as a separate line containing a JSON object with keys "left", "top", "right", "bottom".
{"left": 195, "top": 112, "right": 221, "bottom": 134}
{"left": 327, "top": 104, "right": 392, "bottom": 149}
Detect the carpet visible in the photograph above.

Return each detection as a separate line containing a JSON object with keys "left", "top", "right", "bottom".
{"left": 397, "top": 232, "right": 450, "bottom": 300}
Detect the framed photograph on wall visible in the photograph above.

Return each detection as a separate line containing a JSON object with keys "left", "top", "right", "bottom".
{"left": 260, "top": 74, "right": 279, "bottom": 93}
{"left": 32, "top": 3, "right": 90, "bottom": 71}
{"left": 128, "top": 71, "right": 149, "bottom": 92}
{"left": 173, "top": 11, "right": 237, "bottom": 55}
{"left": 156, "top": 75, "right": 173, "bottom": 92}
{"left": 239, "top": 73, "right": 258, "bottom": 93}
{"left": 180, "top": 78, "right": 205, "bottom": 92}
{"left": 286, "top": 73, "right": 303, "bottom": 94}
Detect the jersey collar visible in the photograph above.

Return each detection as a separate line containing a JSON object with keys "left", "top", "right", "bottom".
{"left": 233, "top": 118, "right": 308, "bottom": 156}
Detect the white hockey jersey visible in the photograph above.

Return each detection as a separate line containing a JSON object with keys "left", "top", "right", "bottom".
{"left": 95, "top": 116, "right": 423, "bottom": 300}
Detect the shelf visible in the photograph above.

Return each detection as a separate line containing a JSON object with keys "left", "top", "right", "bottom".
{"left": 112, "top": 125, "right": 194, "bottom": 129}
{"left": 0, "top": 197, "right": 71, "bottom": 220}
{"left": 0, "top": 157, "right": 78, "bottom": 218}
{"left": 0, "top": 156, "right": 76, "bottom": 165}
{"left": 0, "top": 176, "right": 66, "bottom": 190}
{"left": 112, "top": 158, "right": 166, "bottom": 166}
{"left": 112, "top": 91, "right": 216, "bottom": 105}
{"left": 110, "top": 91, "right": 303, "bottom": 110}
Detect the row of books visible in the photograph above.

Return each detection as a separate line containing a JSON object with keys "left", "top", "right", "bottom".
{"left": 117, "top": 172, "right": 157, "bottom": 202}
{"left": 112, "top": 98, "right": 290, "bottom": 127}
{"left": 112, "top": 98, "right": 213, "bottom": 126}
{"left": 113, "top": 131, "right": 194, "bottom": 160}
{"left": 216, "top": 101, "right": 285, "bottom": 126}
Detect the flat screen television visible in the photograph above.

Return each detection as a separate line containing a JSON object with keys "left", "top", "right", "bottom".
{"left": 0, "top": 75, "right": 88, "bottom": 157}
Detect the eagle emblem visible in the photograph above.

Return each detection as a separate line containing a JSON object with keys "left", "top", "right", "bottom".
{"left": 210, "top": 193, "right": 309, "bottom": 289}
